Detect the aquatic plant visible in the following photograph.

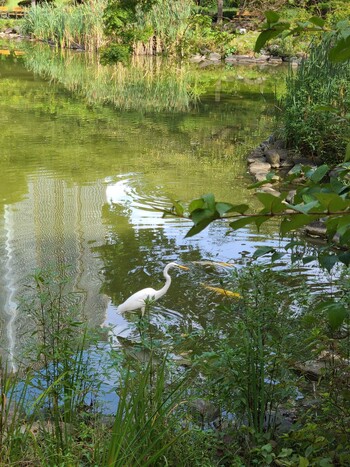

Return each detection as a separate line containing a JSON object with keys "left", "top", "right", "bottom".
{"left": 21, "top": 0, "right": 106, "bottom": 51}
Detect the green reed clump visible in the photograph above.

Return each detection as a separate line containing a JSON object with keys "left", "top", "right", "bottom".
{"left": 21, "top": 0, "right": 106, "bottom": 51}
{"left": 283, "top": 36, "right": 350, "bottom": 164}
{"left": 135, "top": 0, "right": 192, "bottom": 54}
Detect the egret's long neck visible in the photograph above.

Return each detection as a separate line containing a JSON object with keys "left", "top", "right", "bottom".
{"left": 154, "top": 267, "right": 172, "bottom": 300}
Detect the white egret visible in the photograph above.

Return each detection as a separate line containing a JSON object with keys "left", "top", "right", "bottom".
{"left": 117, "top": 262, "right": 189, "bottom": 315}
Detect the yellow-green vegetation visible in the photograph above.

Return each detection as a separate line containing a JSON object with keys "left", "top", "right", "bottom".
{"left": 20, "top": 0, "right": 106, "bottom": 51}
{"left": 0, "top": 18, "right": 20, "bottom": 31}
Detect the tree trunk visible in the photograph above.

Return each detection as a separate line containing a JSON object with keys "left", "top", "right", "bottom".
{"left": 217, "top": 0, "right": 223, "bottom": 24}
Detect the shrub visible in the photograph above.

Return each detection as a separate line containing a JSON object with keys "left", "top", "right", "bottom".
{"left": 283, "top": 37, "right": 350, "bottom": 164}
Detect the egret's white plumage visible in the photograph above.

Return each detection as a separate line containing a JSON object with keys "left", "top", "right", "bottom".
{"left": 117, "top": 262, "right": 188, "bottom": 315}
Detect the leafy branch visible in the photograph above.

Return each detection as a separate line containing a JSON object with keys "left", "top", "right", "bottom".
{"left": 254, "top": 10, "right": 350, "bottom": 62}
{"left": 163, "top": 163, "right": 350, "bottom": 267}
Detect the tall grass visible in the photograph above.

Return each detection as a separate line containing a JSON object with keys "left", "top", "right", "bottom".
{"left": 21, "top": 0, "right": 106, "bottom": 51}
{"left": 135, "top": 0, "right": 193, "bottom": 54}
{"left": 283, "top": 37, "right": 350, "bottom": 163}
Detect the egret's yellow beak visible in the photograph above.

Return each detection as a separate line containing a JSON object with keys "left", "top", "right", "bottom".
{"left": 177, "top": 264, "right": 189, "bottom": 270}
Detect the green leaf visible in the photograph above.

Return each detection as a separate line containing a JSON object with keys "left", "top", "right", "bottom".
{"left": 191, "top": 209, "right": 217, "bottom": 225}
{"left": 313, "top": 105, "right": 339, "bottom": 113}
{"left": 299, "top": 456, "right": 310, "bottom": 467}
{"left": 318, "top": 253, "right": 338, "bottom": 272}
{"left": 249, "top": 171, "right": 278, "bottom": 189}
{"left": 288, "top": 163, "right": 303, "bottom": 175}
{"left": 255, "top": 215, "right": 270, "bottom": 231}
{"left": 329, "top": 36, "right": 350, "bottom": 62}
{"left": 314, "top": 193, "right": 350, "bottom": 212}
{"left": 327, "top": 304, "right": 348, "bottom": 330}
{"left": 284, "top": 201, "right": 319, "bottom": 214}
{"left": 302, "top": 255, "right": 317, "bottom": 264}
{"left": 334, "top": 214, "right": 350, "bottom": 236}
{"left": 229, "top": 217, "right": 253, "bottom": 230}
{"left": 189, "top": 198, "right": 204, "bottom": 213}
{"left": 278, "top": 448, "right": 293, "bottom": 458}
{"left": 171, "top": 200, "right": 184, "bottom": 216}
{"left": 338, "top": 251, "right": 350, "bottom": 266}
{"left": 225, "top": 204, "right": 249, "bottom": 214}
{"left": 345, "top": 142, "right": 350, "bottom": 162}
{"left": 254, "top": 29, "right": 285, "bottom": 53}
{"left": 280, "top": 214, "right": 314, "bottom": 235}
{"left": 271, "top": 251, "right": 285, "bottom": 262}
{"left": 202, "top": 193, "right": 215, "bottom": 210}
{"left": 309, "top": 164, "right": 329, "bottom": 183}
{"left": 264, "top": 11, "right": 280, "bottom": 23}
{"left": 308, "top": 16, "right": 325, "bottom": 28}
{"left": 252, "top": 246, "right": 275, "bottom": 259}
{"left": 185, "top": 218, "right": 214, "bottom": 238}
{"left": 256, "top": 192, "right": 286, "bottom": 213}
{"left": 215, "top": 202, "right": 234, "bottom": 216}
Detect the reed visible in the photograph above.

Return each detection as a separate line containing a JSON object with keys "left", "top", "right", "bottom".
{"left": 135, "top": 0, "right": 193, "bottom": 54}
{"left": 21, "top": 0, "right": 106, "bottom": 51}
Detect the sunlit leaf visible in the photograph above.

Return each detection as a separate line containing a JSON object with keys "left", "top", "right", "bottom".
{"left": 264, "top": 10, "right": 280, "bottom": 23}
{"left": 189, "top": 198, "right": 204, "bottom": 213}
{"left": 171, "top": 200, "right": 184, "bottom": 216}
{"left": 308, "top": 16, "right": 325, "bottom": 28}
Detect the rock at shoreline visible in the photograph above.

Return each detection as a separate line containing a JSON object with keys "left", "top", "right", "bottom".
{"left": 264, "top": 149, "right": 280, "bottom": 168}
{"left": 249, "top": 161, "right": 271, "bottom": 174}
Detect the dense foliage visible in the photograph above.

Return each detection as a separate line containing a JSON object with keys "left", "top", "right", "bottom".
{"left": 283, "top": 38, "right": 350, "bottom": 163}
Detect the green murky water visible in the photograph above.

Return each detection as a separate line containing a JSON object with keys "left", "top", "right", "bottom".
{"left": 0, "top": 43, "right": 287, "bottom": 368}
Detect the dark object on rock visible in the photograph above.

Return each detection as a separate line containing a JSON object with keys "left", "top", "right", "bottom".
{"left": 264, "top": 149, "right": 280, "bottom": 168}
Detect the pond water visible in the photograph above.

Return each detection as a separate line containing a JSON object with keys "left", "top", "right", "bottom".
{"left": 0, "top": 43, "right": 289, "bottom": 371}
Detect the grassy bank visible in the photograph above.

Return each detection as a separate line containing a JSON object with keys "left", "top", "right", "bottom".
{"left": 2, "top": 264, "right": 350, "bottom": 465}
